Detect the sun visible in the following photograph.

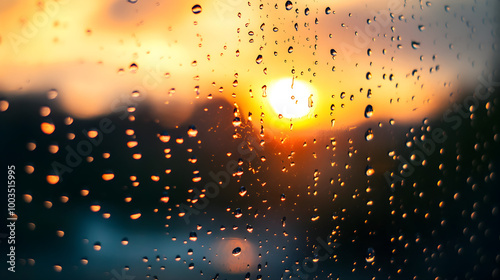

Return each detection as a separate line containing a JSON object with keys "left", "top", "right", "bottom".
{"left": 268, "top": 78, "right": 315, "bottom": 119}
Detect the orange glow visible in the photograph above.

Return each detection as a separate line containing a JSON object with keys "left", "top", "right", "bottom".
{"left": 132, "top": 153, "right": 142, "bottom": 159}
{"left": 53, "top": 265, "right": 62, "bottom": 272}
{"left": 48, "top": 144, "right": 59, "bottom": 153}
{"left": 102, "top": 173, "right": 115, "bottom": 181}
{"left": 90, "top": 205, "right": 101, "bottom": 212}
{"left": 212, "top": 238, "right": 258, "bottom": 274}
{"left": 41, "top": 122, "right": 55, "bottom": 134}
{"left": 159, "top": 135, "right": 171, "bottom": 143}
{"left": 80, "top": 189, "right": 89, "bottom": 196}
{"left": 127, "top": 141, "right": 138, "bottom": 148}
{"left": 87, "top": 130, "right": 98, "bottom": 138}
{"left": 187, "top": 127, "right": 198, "bottom": 137}
{"left": 102, "top": 213, "right": 111, "bottom": 219}
{"left": 25, "top": 165, "right": 34, "bottom": 174}
{"left": 26, "top": 142, "right": 36, "bottom": 151}
{"left": 23, "top": 194, "right": 33, "bottom": 203}
{"left": 0, "top": 100, "right": 9, "bottom": 112}
{"left": 192, "top": 177, "right": 201, "bottom": 183}
{"left": 60, "top": 196, "right": 69, "bottom": 203}
{"left": 40, "top": 106, "right": 51, "bottom": 117}
{"left": 130, "top": 213, "right": 141, "bottom": 220}
{"left": 46, "top": 175, "right": 59, "bottom": 184}
{"left": 151, "top": 175, "right": 160, "bottom": 181}
{"left": 28, "top": 223, "right": 36, "bottom": 231}
{"left": 0, "top": 0, "right": 493, "bottom": 139}
{"left": 56, "top": 230, "right": 64, "bottom": 237}
{"left": 64, "top": 117, "right": 73, "bottom": 125}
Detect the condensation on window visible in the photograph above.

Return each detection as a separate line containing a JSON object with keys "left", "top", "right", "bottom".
{"left": 0, "top": 0, "right": 499, "bottom": 279}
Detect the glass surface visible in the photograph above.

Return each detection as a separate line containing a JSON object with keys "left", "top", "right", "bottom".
{"left": 0, "top": 0, "right": 499, "bottom": 279}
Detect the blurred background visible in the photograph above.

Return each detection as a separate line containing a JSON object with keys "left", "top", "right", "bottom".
{"left": 1, "top": 0, "right": 499, "bottom": 279}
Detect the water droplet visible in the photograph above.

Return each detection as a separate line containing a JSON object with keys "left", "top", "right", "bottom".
{"left": 285, "top": 1, "right": 293, "bottom": 10}
{"left": 330, "top": 49, "right": 337, "bottom": 57}
{"left": 366, "top": 247, "right": 375, "bottom": 262}
{"left": 46, "top": 174, "right": 60, "bottom": 184}
{"left": 232, "top": 247, "right": 242, "bottom": 256}
{"left": 239, "top": 186, "right": 247, "bottom": 196}
{"left": 365, "top": 166, "right": 375, "bottom": 176}
{"left": 364, "top": 105, "right": 373, "bottom": 118}
{"left": 187, "top": 125, "right": 198, "bottom": 137}
{"left": 160, "top": 192, "right": 170, "bottom": 203}
{"left": 41, "top": 122, "right": 55, "bottom": 134}
{"left": 130, "top": 212, "right": 141, "bottom": 220}
{"left": 366, "top": 72, "right": 372, "bottom": 80}
{"left": 53, "top": 265, "right": 62, "bottom": 272}
{"left": 129, "top": 63, "right": 138, "bottom": 73}
{"left": 308, "top": 94, "right": 314, "bottom": 108}
{"left": 159, "top": 131, "right": 171, "bottom": 143}
{"left": 411, "top": 41, "right": 421, "bottom": 49}
{"left": 246, "top": 225, "right": 254, "bottom": 233}
{"left": 90, "top": 204, "right": 101, "bottom": 212}
{"left": 365, "top": 129, "right": 374, "bottom": 141}
{"left": 0, "top": 100, "right": 9, "bottom": 112}
{"left": 234, "top": 208, "right": 242, "bottom": 218}
{"left": 325, "top": 7, "right": 332, "bottom": 14}
{"left": 102, "top": 171, "right": 115, "bottom": 181}
{"left": 232, "top": 117, "right": 241, "bottom": 127}
{"left": 256, "top": 55, "right": 263, "bottom": 64}
{"left": 288, "top": 46, "right": 293, "bottom": 53}
{"left": 192, "top": 4, "right": 202, "bottom": 14}
{"left": 304, "top": 7, "right": 310, "bottom": 15}
{"left": 189, "top": 232, "right": 198, "bottom": 241}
